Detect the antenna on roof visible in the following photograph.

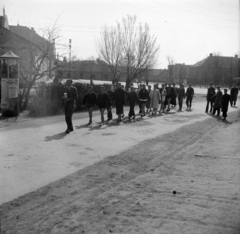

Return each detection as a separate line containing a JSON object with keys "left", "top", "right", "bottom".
{"left": 3, "top": 6, "right": 5, "bottom": 16}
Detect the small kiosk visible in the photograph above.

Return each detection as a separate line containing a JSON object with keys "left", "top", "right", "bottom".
{"left": 0, "top": 51, "right": 20, "bottom": 117}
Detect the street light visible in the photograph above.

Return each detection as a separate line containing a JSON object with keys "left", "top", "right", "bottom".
{"left": 69, "top": 39, "right": 71, "bottom": 79}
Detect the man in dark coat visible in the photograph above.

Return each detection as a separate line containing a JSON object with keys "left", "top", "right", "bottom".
{"left": 165, "top": 83, "right": 172, "bottom": 111}
{"left": 62, "top": 79, "right": 78, "bottom": 133}
{"left": 138, "top": 84, "right": 150, "bottom": 117}
{"left": 212, "top": 86, "right": 222, "bottom": 116}
{"left": 170, "top": 83, "right": 177, "bottom": 107}
{"left": 97, "top": 86, "right": 111, "bottom": 125}
{"left": 221, "top": 89, "right": 231, "bottom": 120}
{"left": 83, "top": 86, "right": 97, "bottom": 125}
{"left": 230, "top": 84, "right": 239, "bottom": 106}
{"left": 205, "top": 82, "right": 216, "bottom": 113}
{"left": 114, "top": 83, "right": 126, "bottom": 122}
{"left": 106, "top": 85, "right": 114, "bottom": 121}
{"left": 186, "top": 83, "right": 194, "bottom": 110}
{"left": 127, "top": 86, "right": 139, "bottom": 120}
{"left": 177, "top": 84, "right": 185, "bottom": 111}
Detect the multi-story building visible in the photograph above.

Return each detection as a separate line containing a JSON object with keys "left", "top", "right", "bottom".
{"left": 168, "top": 54, "right": 239, "bottom": 85}
{"left": 0, "top": 9, "right": 56, "bottom": 84}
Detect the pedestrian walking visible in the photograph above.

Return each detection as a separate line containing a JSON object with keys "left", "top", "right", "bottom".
{"left": 186, "top": 83, "right": 194, "bottom": 110}
{"left": 127, "top": 86, "right": 139, "bottom": 120}
{"left": 97, "top": 86, "right": 111, "bottom": 125}
{"left": 107, "top": 85, "right": 114, "bottom": 121}
{"left": 83, "top": 86, "right": 97, "bottom": 125}
{"left": 62, "top": 79, "right": 78, "bottom": 133}
{"left": 138, "top": 84, "right": 150, "bottom": 117}
{"left": 165, "top": 83, "right": 172, "bottom": 111}
{"left": 212, "top": 86, "right": 222, "bottom": 116}
{"left": 205, "top": 82, "right": 216, "bottom": 113}
{"left": 160, "top": 84, "right": 167, "bottom": 113}
{"left": 114, "top": 83, "right": 126, "bottom": 122}
{"left": 146, "top": 85, "right": 152, "bottom": 113}
{"left": 149, "top": 84, "right": 161, "bottom": 115}
{"left": 177, "top": 84, "right": 185, "bottom": 111}
{"left": 221, "top": 89, "right": 231, "bottom": 120}
{"left": 170, "top": 83, "right": 177, "bottom": 108}
{"left": 230, "top": 84, "right": 239, "bottom": 106}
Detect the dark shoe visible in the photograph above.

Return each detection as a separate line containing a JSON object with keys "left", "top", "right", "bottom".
{"left": 65, "top": 129, "right": 71, "bottom": 134}
{"left": 69, "top": 128, "right": 74, "bottom": 132}
{"left": 132, "top": 116, "right": 135, "bottom": 120}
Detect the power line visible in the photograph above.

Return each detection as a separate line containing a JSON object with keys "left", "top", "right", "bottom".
{"left": 176, "top": 0, "right": 237, "bottom": 15}
{"left": 150, "top": 0, "right": 237, "bottom": 21}
{"left": 115, "top": 0, "right": 237, "bottom": 23}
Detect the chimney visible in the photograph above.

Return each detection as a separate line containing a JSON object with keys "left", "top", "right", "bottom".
{"left": 31, "top": 27, "right": 35, "bottom": 32}
{"left": 235, "top": 54, "right": 238, "bottom": 58}
{"left": 210, "top": 53, "right": 213, "bottom": 57}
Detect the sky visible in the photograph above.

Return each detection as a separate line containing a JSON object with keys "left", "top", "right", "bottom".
{"left": 0, "top": 0, "right": 239, "bottom": 69}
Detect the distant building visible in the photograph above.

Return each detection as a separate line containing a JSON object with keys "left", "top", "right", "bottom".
{"left": 168, "top": 54, "right": 239, "bottom": 85}
{"left": 0, "top": 9, "right": 56, "bottom": 84}
{"left": 189, "top": 53, "right": 239, "bottom": 85}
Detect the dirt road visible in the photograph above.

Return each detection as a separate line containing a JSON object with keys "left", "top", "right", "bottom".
{"left": 0, "top": 98, "right": 240, "bottom": 233}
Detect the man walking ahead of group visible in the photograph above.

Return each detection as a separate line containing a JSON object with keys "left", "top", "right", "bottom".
{"left": 63, "top": 79, "right": 78, "bottom": 133}
{"left": 205, "top": 82, "right": 215, "bottom": 113}
{"left": 230, "top": 84, "right": 239, "bottom": 107}
{"left": 186, "top": 83, "right": 194, "bottom": 110}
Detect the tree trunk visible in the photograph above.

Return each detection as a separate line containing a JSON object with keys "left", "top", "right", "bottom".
{"left": 20, "top": 81, "right": 34, "bottom": 111}
{"left": 125, "top": 77, "right": 132, "bottom": 90}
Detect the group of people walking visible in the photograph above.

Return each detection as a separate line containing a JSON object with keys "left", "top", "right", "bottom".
{"left": 205, "top": 82, "right": 239, "bottom": 120}
{"left": 62, "top": 79, "right": 238, "bottom": 133}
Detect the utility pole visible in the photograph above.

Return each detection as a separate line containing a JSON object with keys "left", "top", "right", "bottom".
{"left": 69, "top": 39, "right": 71, "bottom": 79}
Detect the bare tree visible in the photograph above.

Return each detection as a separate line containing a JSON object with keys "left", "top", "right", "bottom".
{"left": 13, "top": 24, "right": 64, "bottom": 110}
{"left": 96, "top": 15, "right": 160, "bottom": 89}
{"left": 167, "top": 55, "right": 175, "bottom": 82}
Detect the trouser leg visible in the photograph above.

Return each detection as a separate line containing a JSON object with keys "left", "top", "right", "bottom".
{"left": 178, "top": 97, "right": 183, "bottom": 110}
{"left": 129, "top": 103, "right": 135, "bottom": 117}
{"left": 189, "top": 97, "right": 193, "bottom": 107}
{"left": 107, "top": 105, "right": 112, "bottom": 120}
{"left": 205, "top": 100, "right": 209, "bottom": 112}
{"left": 66, "top": 109, "right": 74, "bottom": 130}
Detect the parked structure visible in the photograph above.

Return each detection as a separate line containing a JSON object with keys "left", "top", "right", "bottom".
{"left": 0, "top": 9, "right": 56, "bottom": 85}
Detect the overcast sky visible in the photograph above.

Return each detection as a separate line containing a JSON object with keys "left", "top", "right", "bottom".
{"left": 1, "top": 0, "right": 239, "bottom": 68}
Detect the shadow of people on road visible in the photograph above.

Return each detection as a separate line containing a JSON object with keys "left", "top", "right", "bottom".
{"left": 75, "top": 124, "right": 90, "bottom": 129}
{"left": 45, "top": 132, "right": 67, "bottom": 141}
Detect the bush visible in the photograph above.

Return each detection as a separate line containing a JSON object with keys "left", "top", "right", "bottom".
{"left": 27, "top": 82, "right": 113, "bottom": 116}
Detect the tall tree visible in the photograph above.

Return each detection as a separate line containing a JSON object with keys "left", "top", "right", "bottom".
{"left": 96, "top": 15, "right": 160, "bottom": 89}
{"left": 13, "top": 24, "right": 64, "bottom": 110}
{"left": 167, "top": 55, "right": 175, "bottom": 82}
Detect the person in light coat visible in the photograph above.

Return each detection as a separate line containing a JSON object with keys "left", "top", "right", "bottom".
{"left": 149, "top": 84, "right": 161, "bottom": 115}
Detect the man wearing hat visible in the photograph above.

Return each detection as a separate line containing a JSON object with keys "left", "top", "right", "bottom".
{"left": 205, "top": 82, "right": 216, "bottom": 113}
{"left": 221, "top": 89, "right": 231, "bottom": 120}
{"left": 62, "top": 79, "right": 78, "bottom": 133}
{"left": 230, "top": 84, "right": 239, "bottom": 107}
